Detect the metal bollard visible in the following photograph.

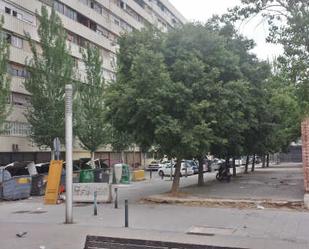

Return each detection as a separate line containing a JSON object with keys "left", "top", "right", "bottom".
{"left": 150, "top": 170, "right": 152, "bottom": 180}
{"left": 125, "top": 199, "right": 129, "bottom": 228}
{"left": 94, "top": 191, "right": 98, "bottom": 216}
{"left": 114, "top": 188, "right": 118, "bottom": 209}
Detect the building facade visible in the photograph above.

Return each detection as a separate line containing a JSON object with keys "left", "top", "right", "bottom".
{"left": 0, "top": 0, "right": 185, "bottom": 165}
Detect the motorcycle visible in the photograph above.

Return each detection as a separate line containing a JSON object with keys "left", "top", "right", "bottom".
{"left": 216, "top": 162, "right": 232, "bottom": 182}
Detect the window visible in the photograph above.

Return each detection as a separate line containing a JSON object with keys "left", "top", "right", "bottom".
{"left": 9, "top": 63, "right": 29, "bottom": 78}
{"left": 7, "top": 34, "right": 23, "bottom": 49}
{"left": 11, "top": 92, "right": 31, "bottom": 107}
{"left": 5, "top": 7, "right": 11, "bottom": 14}
{"left": 4, "top": 121, "right": 31, "bottom": 136}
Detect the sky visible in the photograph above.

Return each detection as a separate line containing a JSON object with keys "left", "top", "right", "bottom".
{"left": 169, "top": 0, "right": 283, "bottom": 61}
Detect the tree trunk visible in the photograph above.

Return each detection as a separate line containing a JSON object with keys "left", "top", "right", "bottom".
{"left": 262, "top": 155, "right": 266, "bottom": 168}
{"left": 91, "top": 151, "right": 95, "bottom": 169}
{"left": 251, "top": 154, "right": 256, "bottom": 172}
{"left": 51, "top": 149, "right": 55, "bottom": 161}
{"left": 244, "top": 155, "right": 249, "bottom": 174}
{"left": 232, "top": 157, "right": 236, "bottom": 177}
{"left": 266, "top": 153, "right": 270, "bottom": 167}
{"left": 121, "top": 151, "right": 125, "bottom": 163}
{"left": 170, "top": 158, "right": 181, "bottom": 195}
{"left": 132, "top": 146, "right": 135, "bottom": 168}
{"left": 197, "top": 157, "right": 204, "bottom": 186}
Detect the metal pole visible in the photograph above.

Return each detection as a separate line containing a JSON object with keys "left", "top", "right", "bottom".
{"left": 65, "top": 84, "right": 73, "bottom": 224}
{"left": 125, "top": 199, "right": 128, "bottom": 228}
{"left": 114, "top": 187, "right": 118, "bottom": 209}
{"left": 94, "top": 191, "right": 98, "bottom": 216}
{"left": 150, "top": 170, "right": 152, "bottom": 180}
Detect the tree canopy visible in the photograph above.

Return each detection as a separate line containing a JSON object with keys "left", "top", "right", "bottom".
{"left": 25, "top": 6, "right": 74, "bottom": 149}
{"left": 0, "top": 17, "right": 10, "bottom": 132}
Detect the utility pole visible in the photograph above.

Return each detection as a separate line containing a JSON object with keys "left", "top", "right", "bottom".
{"left": 65, "top": 84, "right": 73, "bottom": 224}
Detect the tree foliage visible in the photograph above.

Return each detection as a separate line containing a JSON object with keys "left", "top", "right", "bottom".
{"left": 229, "top": 0, "right": 309, "bottom": 115}
{"left": 107, "top": 19, "right": 301, "bottom": 192}
{"left": 25, "top": 6, "right": 74, "bottom": 148}
{"left": 0, "top": 17, "right": 10, "bottom": 132}
{"left": 76, "top": 45, "right": 109, "bottom": 160}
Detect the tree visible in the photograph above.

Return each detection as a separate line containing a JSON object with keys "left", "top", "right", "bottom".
{"left": 76, "top": 45, "right": 109, "bottom": 166}
{"left": 229, "top": 0, "right": 308, "bottom": 115}
{"left": 109, "top": 128, "right": 133, "bottom": 163}
{"left": 24, "top": 7, "right": 74, "bottom": 154}
{"left": 106, "top": 27, "right": 212, "bottom": 194}
{"left": 0, "top": 17, "right": 10, "bottom": 132}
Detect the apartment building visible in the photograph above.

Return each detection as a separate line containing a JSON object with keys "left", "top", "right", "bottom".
{"left": 0, "top": 0, "right": 185, "bottom": 165}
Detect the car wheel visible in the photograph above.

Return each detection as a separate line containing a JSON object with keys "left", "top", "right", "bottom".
{"left": 159, "top": 171, "right": 164, "bottom": 177}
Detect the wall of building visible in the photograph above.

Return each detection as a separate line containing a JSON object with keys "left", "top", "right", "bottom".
{"left": 0, "top": 0, "right": 186, "bottom": 162}
{"left": 302, "top": 118, "right": 309, "bottom": 193}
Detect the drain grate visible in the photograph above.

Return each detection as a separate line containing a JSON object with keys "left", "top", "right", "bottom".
{"left": 12, "top": 210, "right": 47, "bottom": 214}
{"left": 187, "top": 225, "right": 236, "bottom": 236}
{"left": 12, "top": 210, "right": 30, "bottom": 214}
{"left": 29, "top": 210, "right": 47, "bottom": 214}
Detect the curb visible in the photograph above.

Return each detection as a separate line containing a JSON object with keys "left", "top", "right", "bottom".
{"left": 141, "top": 195, "right": 305, "bottom": 210}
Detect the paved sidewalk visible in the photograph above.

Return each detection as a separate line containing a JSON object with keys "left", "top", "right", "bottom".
{"left": 1, "top": 201, "right": 309, "bottom": 249}
{"left": 183, "top": 163, "right": 304, "bottom": 202}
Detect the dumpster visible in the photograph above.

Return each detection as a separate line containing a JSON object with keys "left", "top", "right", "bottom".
{"left": 73, "top": 171, "right": 80, "bottom": 183}
{"left": 0, "top": 169, "right": 11, "bottom": 198}
{"left": 31, "top": 174, "right": 46, "bottom": 196}
{"left": 79, "top": 169, "right": 94, "bottom": 183}
{"left": 2, "top": 176, "right": 31, "bottom": 200}
{"left": 120, "top": 164, "right": 130, "bottom": 184}
{"left": 94, "top": 168, "right": 110, "bottom": 183}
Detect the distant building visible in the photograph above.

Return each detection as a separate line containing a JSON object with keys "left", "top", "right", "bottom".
{"left": 0, "top": 0, "right": 186, "bottom": 165}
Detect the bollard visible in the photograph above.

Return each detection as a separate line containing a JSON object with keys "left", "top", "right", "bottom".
{"left": 125, "top": 199, "right": 129, "bottom": 228}
{"left": 94, "top": 191, "right": 98, "bottom": 216}
{"left": 185, "top": 167, "right": 188, "bottom": 178}
{"left": 150, "top": 170, "right": 152, "bottom": 180}
{"left": 114, "top": 188, "right": 118, "bottom": 209}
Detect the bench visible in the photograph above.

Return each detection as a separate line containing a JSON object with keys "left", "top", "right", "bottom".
{"left": 84, "top": 235, "right": 246, "bottom": 249}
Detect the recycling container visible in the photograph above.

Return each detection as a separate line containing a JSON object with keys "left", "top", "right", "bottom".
{"left": 120, "top": 164, "right": 130, "bottom": 184}
{"left": 94, "top": 168, "right": 110, "bottom": 183}
{"left": 79, "top": 169, "right": 94, "bottom": 183}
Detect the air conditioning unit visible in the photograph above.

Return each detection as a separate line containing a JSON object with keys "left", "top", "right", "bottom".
{"left": 12, "top": 144, "right": 19, "bottom": 152}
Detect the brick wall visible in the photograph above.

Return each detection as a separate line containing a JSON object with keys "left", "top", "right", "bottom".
{"left": 302, "top": 118, "right": 309, "bottom": 192}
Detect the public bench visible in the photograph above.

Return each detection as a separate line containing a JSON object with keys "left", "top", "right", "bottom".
{"left": 84, "top": 235, "right": 246, "bottom": 249}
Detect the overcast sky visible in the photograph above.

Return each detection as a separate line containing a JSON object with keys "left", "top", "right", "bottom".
{"left": 169, "top": 0, "right": 283, "bottom": 61}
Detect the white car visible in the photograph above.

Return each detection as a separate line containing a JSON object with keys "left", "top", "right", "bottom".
{"left": 158, "top": 162, "right": 194, "bottom": 177}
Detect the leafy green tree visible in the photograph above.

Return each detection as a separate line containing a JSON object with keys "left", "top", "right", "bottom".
{"left": 106, "top": 27, "right": 212, "bottom": 193}
{"left": 229, "top": 0, "right": 308, "bottom": 115}
{"left": 24, "top": 7, "right": 74, "bottom": 153}
{"left": 0, "top": 17, "right": 10, "bottom": 132}
{"left": 109, "top": 128, "right": 133, "bottom": 163}
{"left": 76, "top": 45, "right": 109, "bottom": 166}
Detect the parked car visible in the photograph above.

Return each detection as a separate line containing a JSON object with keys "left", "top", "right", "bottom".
{"left": 185, "top": 160, "right": 198, "bottom": 174}
{"left": 158, "top": 162, "right": 194, "bottom": 177}
{"left": 145, "top": 160, "right": 160, "bottom": 171}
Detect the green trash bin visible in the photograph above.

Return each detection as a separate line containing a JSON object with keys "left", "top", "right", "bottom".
{"left": 120, "top": 164, "right": 130, "bottom": 184}
{"left": 79, "top": 169, "right": 94, "bottom": 183}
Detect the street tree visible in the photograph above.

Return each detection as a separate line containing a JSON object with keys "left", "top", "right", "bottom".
{"left": 0, "top": 17, "right": 10, "bottom": 132}
{"left": 109, "top": 128, "right": 133, "bottom": 163}
{"left": 229, "top": 0, "right": 308, "bottom": 125}
{"left": 24, "top": 6, "right": 74, "bottom": 154}
{"left": 76, "top": 45, "right": 109, "bottom": 166}
{"left": 106, "top": 27, "right": 212, "bottom": 193}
